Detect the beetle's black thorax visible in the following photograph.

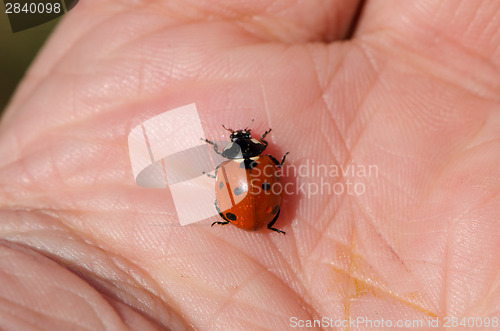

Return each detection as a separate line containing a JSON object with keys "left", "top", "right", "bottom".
{"left": 222, "top": 138, "right": 266, "bottom": 159}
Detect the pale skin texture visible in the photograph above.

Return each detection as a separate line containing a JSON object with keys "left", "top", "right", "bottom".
{"left": 0, "top": 0, "right": 499, "bottom": 329}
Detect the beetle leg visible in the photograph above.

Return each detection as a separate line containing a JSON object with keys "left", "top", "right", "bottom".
{"left": 202, "top": 163, "right": 220, "bottom": 179}
{"left": 260, "top": 128, "right": 272, "bottom": 146}
{"left": 202, "top": 171, "right": 216, "bottom": 178}
{"left": 211, "top": 221, "right": 230, "bottom": 226}
{"left": 261, "top": 128, "right": 272, "bottom": 140}
{"left": 222, "top": 124, "right": 234, "bottom": 133}
{"left": 202, "top": 138, "right": 223, "bottom": 155}
{"left": 267, "top": 209, "right": 285, "bottom": 234}
{"left": 267, "top": 152, "right": 289, "bottom": 168}
{"left": 279, "top": 152, "right": 289, "bottom": 167}
{"left": 212, "top": 200, "right": 230, "bottom": 227}
{"left": 267, "top": 155, "right": 279, "bottom": 165}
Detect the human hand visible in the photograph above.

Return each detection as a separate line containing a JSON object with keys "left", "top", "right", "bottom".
{"left": 1, "top": 0, "right": 499, "bottom": 329}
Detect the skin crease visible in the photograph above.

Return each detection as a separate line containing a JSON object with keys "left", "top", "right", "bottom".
{"left": 0, "top": 0, "right": 499, "bottom": 329}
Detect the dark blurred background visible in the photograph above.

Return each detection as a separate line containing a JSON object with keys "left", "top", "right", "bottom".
{"left": 0, "top": 12, "right": 60, "bottom": 113}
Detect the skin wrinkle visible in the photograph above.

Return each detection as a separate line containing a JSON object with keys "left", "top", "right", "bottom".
{"left": 3, "top": 232, "right": 187, "bottom": 329}
{"left": 100, "top": 294, "right": 170, "bottom": 331}
{"left": 430, "top": 0, "right": 500, "bottom": 58}
{"left": 183, "top": 249, "right": 314, "bottom": 328}
{"left": 467, "top": 268, "right": 500, "bottom": 316}
{"left": 0, "top": 300, "right": 52, "bottom": 330}
{"left": 0, "top": 110, "right": 128, "bottom": 187}
{"left": 330, "top": 261, "right": 437, "bottom": 318}
{"left": 338, "top": 42, "right": 384, "bottom": 149}
{"left": 420, "top": 144, "right": 482, "bottom": 207}
{"left": 0, "top": 246, "right": 111, "bottom": 330}
{"left": 154, "top": 0, "right": 357, "bottom": 43}
{"left": 263, "top": 236, "right": 319, "bottom": 312}
{"left": 319, "top": 111, "right": 346, "bottom": 169}
{"left": 202, "top": 231, "right": 320, "bottom": 321}
{"left": 1, "top": 142, "right": 79, "bottom": 200}
{"left": 2, "top": 211, "right": 185, "bottom": 325}
{"left": 301, "top": 97, "right": 346, "bottom": 179}
{"left": 1, "top": 194, "right": 175, "bottom": 215}
{"left": 464, "top": 115, "right": 500, "bottom": 150}
{"left": 368, "top": 168, "right": 416, "bottom": 207}
{"left": 443, "top": 198, "right": 500, "bottom": 314}
{"left": 5, "top": 87, "right": 112, "bottom": 170}
{"left": 204, "top": 269, "right": 271, "bottom": 328}
{"left": 376, "top": 31, "right": 500, "bottom": 101}
{"left": 96, "top": 6, "right": 180, "bottom": 58}
{"left": 344, "top": 196, "right": 442, "bottom": 316}
{"left": 340, "top": 100, "right": 378, "bottom": 163}
{"left": 95, "top": 284, "right": 174, "bottom": 330}
{"left": 390, "top": 141, "right": 496, "bottom": 318}
{"left": 222, "top": 0, "right": 334, "bottom": 43}
{"left": 305, "top": 44, "right": 352, "bottom": 164}
{"left": 303, "top": 192, "right": 344, "bottom": 258}
{"left": 0, "top": 297, "right": 92, "bottom": 331}
{"left": 486, "top": 3, "right": 500, "bottom": 36}
{"left": 351, "top": 195, "right": 415, "bottom": 280}
{"left": 461, "top": 1, "right": 484, "bottom": 38}
{"left": 103, "top": 20, "right": 182, "bottom": 63}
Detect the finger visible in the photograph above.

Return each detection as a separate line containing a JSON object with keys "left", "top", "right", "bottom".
{"left": 1, "top": 0, "right": 361, "bottom": 159}
{"left": 350, "top": 0, "right": 500, "bottom": 100}
{"left": 355, "top": 0, "right": 500, "bottom": 61}
{"left": 10, "top": 0, "right": 362, "bottom": 102}
{"left": 121, "top": 0, "right": 364, "bottom": 43}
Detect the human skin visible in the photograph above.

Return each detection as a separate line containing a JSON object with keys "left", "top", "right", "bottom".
{"left": 0, "top": 0, "right": 499, "bottom": 329}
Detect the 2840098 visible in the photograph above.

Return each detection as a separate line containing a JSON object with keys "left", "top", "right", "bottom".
{"left": 5, "top": 2, "right": 61, "bottom": 14}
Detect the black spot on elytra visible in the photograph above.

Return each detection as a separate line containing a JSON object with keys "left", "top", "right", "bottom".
{"left": 219, "top": 181, "right": 224, "bottom": 189}
{"left": 234, "top": 186, "right": 245, "bottom": 196}
{"left": 226, "top": 212, "right": 237, "bottom": 221}
{"left": 240, "top": 159, "right": 258, "bottom": 169}
{"left": 272, "top": 205, "right": 280, "bottom": 215}
{"left": 262, "top": 182, "right": 270, "bottom": 191}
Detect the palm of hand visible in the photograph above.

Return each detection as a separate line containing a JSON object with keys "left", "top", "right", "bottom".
{"left": 0, "top": 1, "right": 499, "bottom": 329}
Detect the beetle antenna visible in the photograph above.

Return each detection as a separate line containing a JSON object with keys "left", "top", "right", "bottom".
{"left": 245, "top": 119, "right": 254, "bottom": 131}
{"left": 222, "top": 124, "right": 234, "bottom": 133}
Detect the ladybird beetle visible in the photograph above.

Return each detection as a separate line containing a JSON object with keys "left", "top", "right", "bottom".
{"left": 203, "top": 123, "right": 288, "bottom": 234}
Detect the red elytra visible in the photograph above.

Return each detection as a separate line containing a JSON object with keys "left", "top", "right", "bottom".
{"left": 203, "top": 125, "right": 288, "bottom": 234}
